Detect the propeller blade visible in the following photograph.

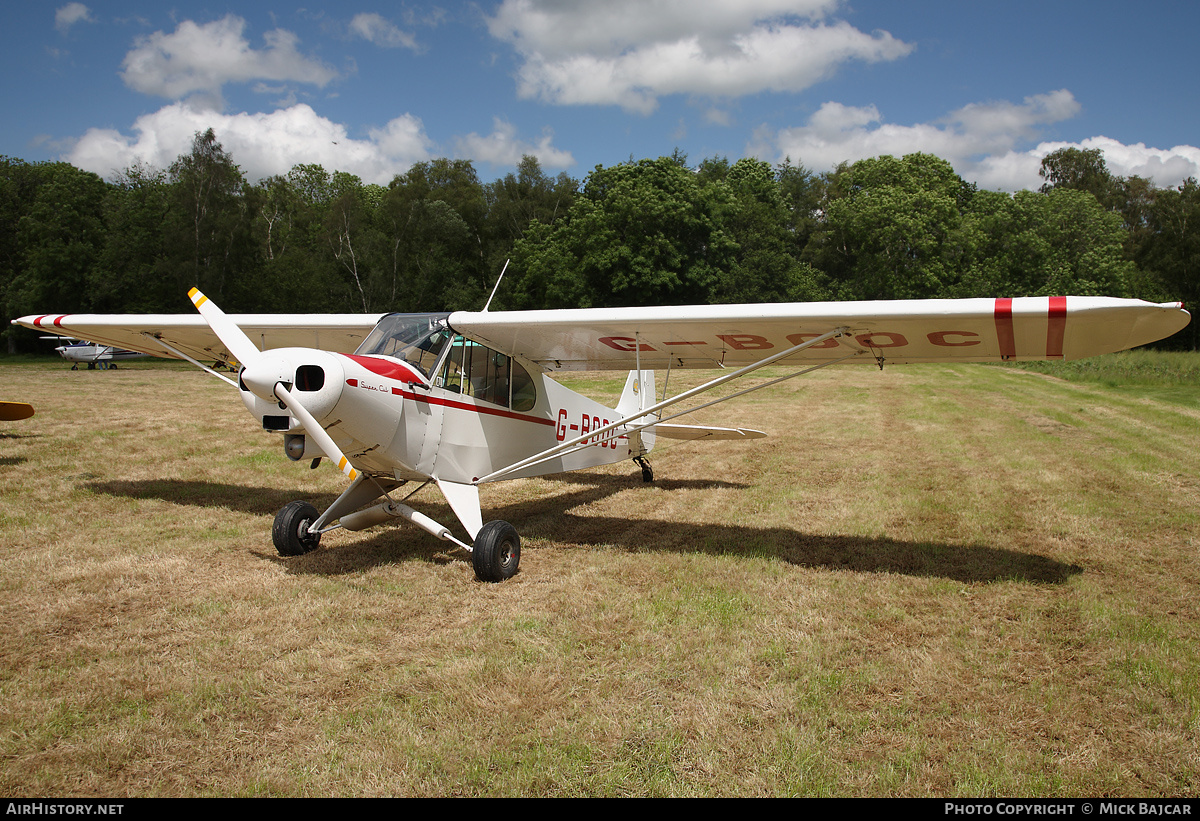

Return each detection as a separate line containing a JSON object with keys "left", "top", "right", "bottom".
{"left": 274, "top": 384, "right": 359, "bottom": 482}
{"left": 0, "top": 401, "right": 35, "bottom": 421}
{"left": 188, "top": 287, "right": 262, "bottom": 367}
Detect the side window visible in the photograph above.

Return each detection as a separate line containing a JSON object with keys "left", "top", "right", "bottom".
{"left": 436, "top": 336, "right": 538, "bottom": 411}
{"left": 511, "top": 361, "right": 536, "bottom": 411}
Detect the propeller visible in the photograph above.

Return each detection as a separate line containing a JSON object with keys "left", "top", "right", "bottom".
{"left": 187, "top": 288, "right": 262, "bottom": 370}
{"left": 187, "top": 288, "right": 358, "bottom": 483}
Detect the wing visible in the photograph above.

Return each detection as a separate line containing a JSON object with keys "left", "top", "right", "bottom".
{"left": 13, "top": 313, "right": 386, "bottom": 364}
{"left": 450, "top": 297, "right": 1191, "bottom": 371}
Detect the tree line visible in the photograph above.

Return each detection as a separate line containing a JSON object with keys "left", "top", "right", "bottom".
{"left": 3, "top": 129, "right": 1197, "bottom": 352}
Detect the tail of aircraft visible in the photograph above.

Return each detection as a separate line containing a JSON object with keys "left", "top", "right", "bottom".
{"left": 610, "top": 368, "right": 767, "bottom": 483}
{"left": 616, "top": 368, "right": 767, "bottom": 446}
{"left": 616, "top": 370, "right": 657, "bottom": 456}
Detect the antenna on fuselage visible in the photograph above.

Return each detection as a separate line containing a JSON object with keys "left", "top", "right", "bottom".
{"left": 482, "top": 259, "right": 510, "bottom": 312}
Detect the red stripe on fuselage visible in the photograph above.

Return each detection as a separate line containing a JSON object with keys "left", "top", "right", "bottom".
{"left": 1047, "top": 296, "right": 1067, "bottom": 358}
{"left": 392, "top": 386, "right": 556, "bottom": 427}
{"left": 994, "top": 298, "right": 1016, "bottom": 358}
{"left": 343, "top": 354, "right": 425, "bottom": 384}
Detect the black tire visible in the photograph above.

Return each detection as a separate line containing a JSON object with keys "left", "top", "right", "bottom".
{"left": 472, "top": 520, "right": 520, "bottom": 582}
{"left": 273, "top": 500, "right": 321, "bottom": 556}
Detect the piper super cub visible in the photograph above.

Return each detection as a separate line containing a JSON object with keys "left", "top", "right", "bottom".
{"left": 14, "top": 291, "right": 1190, "bottom": 582}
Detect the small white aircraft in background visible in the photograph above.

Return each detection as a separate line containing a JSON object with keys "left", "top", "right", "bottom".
{"left": 39, "top": 334, "right": 149, "bottom": 369}
{"left": 14, "top": 293, "right": 1190, "bottom": 581}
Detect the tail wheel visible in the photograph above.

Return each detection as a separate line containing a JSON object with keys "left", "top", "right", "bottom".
{"left": 472, "top": 520, "right": 520, "bottom": 582}
{"left": 273, "top": 500, "right": 322, "bottom": 556}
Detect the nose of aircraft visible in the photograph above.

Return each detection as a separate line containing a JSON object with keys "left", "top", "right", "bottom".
{"left": 239, "top": 352, "right": 293, "bottom": 401}
{"left": 240, "top": 349, "right": 346, "bottom": 424}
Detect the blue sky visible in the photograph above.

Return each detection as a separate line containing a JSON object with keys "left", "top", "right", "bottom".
{"left": 4, "top": 1, "right": 1198, "bottom": 191}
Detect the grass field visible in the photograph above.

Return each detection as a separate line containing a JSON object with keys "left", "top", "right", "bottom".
{"left": 1, "top": 353, "right": 1198, "bottom": 796}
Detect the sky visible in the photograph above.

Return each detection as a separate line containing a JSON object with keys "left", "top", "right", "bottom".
{"left": 3, "top": 1, "right": 1198, "bottom": 192}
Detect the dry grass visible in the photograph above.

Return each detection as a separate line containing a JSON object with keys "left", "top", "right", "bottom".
{"left": 1, "top": 357, "right": 1198, "bottom": 796}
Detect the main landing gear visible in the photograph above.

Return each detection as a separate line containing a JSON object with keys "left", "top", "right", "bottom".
{"left": 269, "top": 494, "right": 520, "bottom": 583}
{"left": 471, "top": 520, "right": 521, "bottom": 582}
{"left": 634, "top": 455, "right": 654, "bottom": 483}
{"left": 273, "top": 500, "right": 321, "bottom": 556}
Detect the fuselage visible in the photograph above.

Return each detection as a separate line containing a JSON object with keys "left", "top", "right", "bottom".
{"left": 236, "top": 323, "right": 644, "bottom": 485}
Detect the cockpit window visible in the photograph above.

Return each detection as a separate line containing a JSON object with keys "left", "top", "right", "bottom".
{"left": 355, "top": 313, "right": 453, "bottom": 379}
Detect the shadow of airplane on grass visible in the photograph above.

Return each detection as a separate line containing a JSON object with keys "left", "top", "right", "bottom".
{"left": 87, "top": 471, "right": 1082, "bottom": 585}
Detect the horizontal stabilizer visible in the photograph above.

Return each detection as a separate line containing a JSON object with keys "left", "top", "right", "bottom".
{"left": 651, "top": 423, "right": 766, "bottom": 441}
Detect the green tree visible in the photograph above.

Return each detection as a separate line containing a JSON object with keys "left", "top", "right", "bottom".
{"left": 164, "top": 129, "right": 257, "bottom": 307}
{"left": 1140, "top": 178, "right": 1200, "bottom": 347}
{"left": 95, "top": 162, "right": 171, "bottom": 312}
{"left": 1038, "top": 146, "right": 1119, "bottom": 208}
{"left": 812, "top": 153, "right": 968, "bottom": 300}
{"left": 775, "top": 157, "right": 825, "bottom": 253}
{"left": 0, "top": 157, "right": 45, "bottom": 351}
{"left": 323, "top": 171, "right": 383, "bottom": 312}
{"left": 483, "top": 155, "right": 577, "bottom": 307}
{"left": 380, "top": 159, "right": 486, "bottom": 311}
{"left": 247, "top": 164, "right": 354, "bottom": 312}
{"left": 10, "top": 162, "right": 108, "bottom": 315}
{"left": 952, "top": 188, "right": 1133, "bottom": 298}
{"left": 512, "top": 157, "right": 737, "bottom": 308}
{"left": 705, "top": 157, "right": 825, "bottom": 303}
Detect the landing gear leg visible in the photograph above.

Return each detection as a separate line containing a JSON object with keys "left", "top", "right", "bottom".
{"left": 634, "top": 455, "right": 654, "bottom": 483}
{"left": 273, "top": 500, "right": 322, "bottom": 556}
{"left": 471, "top": 520, "right": 520, "bottom": 582}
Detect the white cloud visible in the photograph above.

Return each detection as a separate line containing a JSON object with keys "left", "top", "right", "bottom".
{"left": 453, "top": 118, "right": 575, "bottom": 169}
{"left": 120, "top": 16, "right": 338, "bottom": 107}
{"left": 1033, "top": 136, "right": 1200, "bottom": 190}
{"left": 55, "top": 3, "right": 93, "bottom": 34}
{"left": 488, "top": 0, "right": 843, "bottom": 57}
{"left": 487, "top": 0, "right": 911, "bottom": 114}
{"left": 348, "top": 13, "right": 419, "bottom": 50}
{"left": 66, "top": 102, "right": 434, "bottom": 185}
{"left": 755, "top": 91, "right": 1200, "bottom": 191}
{"left": 756, "top": 91, "right": 1057, "bottom": 190}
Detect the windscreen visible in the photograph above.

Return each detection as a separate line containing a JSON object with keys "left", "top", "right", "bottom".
{"left": 354, "top": 313, "right": 453, "bottom": 379}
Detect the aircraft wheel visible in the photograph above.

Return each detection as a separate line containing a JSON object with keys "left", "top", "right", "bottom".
{"left": 472, "top": 520, "right": 520, "bottom": 582}
{"left": 273, "top": 500, "right": 321, "bottom": 556}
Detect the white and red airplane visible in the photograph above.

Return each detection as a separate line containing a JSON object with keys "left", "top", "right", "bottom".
{"left": 13, "top": 293, "right": 1189, "bottom": 581}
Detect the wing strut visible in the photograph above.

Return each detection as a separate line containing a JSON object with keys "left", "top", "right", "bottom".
{"left": 140, "top": 332, "right": 239, "bottom": 387}
{"left": 476, "top": 326, "right": 861, "bottom": 484}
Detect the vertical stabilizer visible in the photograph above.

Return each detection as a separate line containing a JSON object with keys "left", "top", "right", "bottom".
{"left": 616, "top": 370, "right": 656, "bottom": 455}
{"left": 616, "top": 370, "right": 654, "bottom": 417}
